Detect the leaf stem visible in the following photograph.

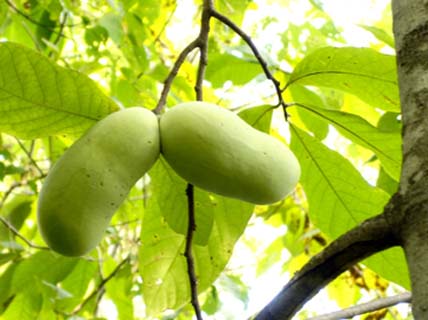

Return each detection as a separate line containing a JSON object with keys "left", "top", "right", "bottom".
{"left": 153, "top": 39, "right": 200, "bottom": 114}
{"left": 209, "top": 9, "right": 288, "bottom": 113}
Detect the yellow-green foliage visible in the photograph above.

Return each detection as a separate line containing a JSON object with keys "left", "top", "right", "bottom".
{"left": 37, "top": 107, "right": 160, "bottom": 256}
{"left": 160, "top": 101, "right": 300, "bottom": 204}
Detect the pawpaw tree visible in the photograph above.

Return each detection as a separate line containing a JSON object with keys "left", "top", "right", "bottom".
{"left": 0, "top": 0, "right": 424, "bottom": 319}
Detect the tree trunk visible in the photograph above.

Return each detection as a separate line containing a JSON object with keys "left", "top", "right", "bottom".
{"left": 391, "top": 1, "right": 428, "bottom": 318}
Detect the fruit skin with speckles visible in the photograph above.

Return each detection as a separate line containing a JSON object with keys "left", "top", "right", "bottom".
{"left": 37, "top": 107, "right": 160, "bottom": 256}
{"left": 160, "top": 101, "right": 300, "bottom": 204}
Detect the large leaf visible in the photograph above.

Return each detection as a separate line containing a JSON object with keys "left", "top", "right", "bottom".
{"left": 139, "top": 163, "right": 253, "bottom": 315}
{"left": 0, "top": 42, "right": 118, "bottom": 139}
{"left": 290, "top": 125, "right": 389, "bottom": 237}
{"left": 293, "top": 104, "right": 402, "bottom": 180}
{"left": 287, "top": 47, "right": 399, "bottom": 112}
{"left": 290, "top": 126, "right": 410, "bottom": 288}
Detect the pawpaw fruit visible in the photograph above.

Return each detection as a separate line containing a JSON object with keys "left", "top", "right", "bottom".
{"left": 37, "top": 107, "right": 160, "bottom": 256}
{"left": 160, "top": 101, "right": 300, "bottom": 204}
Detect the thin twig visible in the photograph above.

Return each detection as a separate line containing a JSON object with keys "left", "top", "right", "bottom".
{"left": 0, "top": 175, "right": 46, "bottom": 209}
{"left": 0, "top": 216, "right": 49, "bottom": 250}
{"left": 15, "top": 138, "right": 44, "bottom": 176}
{"left": 4, "top": 0, "right": 77, "bottom": 31}
{"left": 152, "top": 3, "right": 178, "bottom": 45}
{"left": 50, "top": 12, "right": 69, "bottom": 49}
{"left": 307, "top": 292, "right": 411, "bottom": 320}
{"left": 0, "top": 183, "right": 20, "bottom": 209}
{"left": 152, "top": 39, "right": 200, "bottom": 114}
{"left": 185, "top": 184, "right": 203, "bottom": 320}
{"left": 209, "top": 9, "right": 288, "bottom": 113}
{"left": 72, "top": 255, "right": 130, "bottom": 314}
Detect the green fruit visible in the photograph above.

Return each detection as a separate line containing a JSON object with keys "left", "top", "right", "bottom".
{"left": 37, "top": 107, "right": 160, "bottom": 256}
{"left": 160, "top": 101, "right": 300, "bottom": 204}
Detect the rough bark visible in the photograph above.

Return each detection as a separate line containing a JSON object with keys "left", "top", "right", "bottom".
{"left": 391, "top": 1, "right": 428, "bottom": 318}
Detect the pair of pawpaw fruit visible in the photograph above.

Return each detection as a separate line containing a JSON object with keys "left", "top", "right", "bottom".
{"left": 38, "top": 102, "right": 301, "bottom": 256}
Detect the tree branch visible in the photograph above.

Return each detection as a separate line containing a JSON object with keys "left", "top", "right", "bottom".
{"left": 152, "top": 39, "right": 200, "bottom": 114}
{"left": 194, "top": 0, "right": 212, "bottom": 101}
{"left": 307, "top": 292, "right": 411, "bottom": 320}
{"left": 183, "top": 1, "right": 214, "bottom": 319}
{"left": 153, "top": 0, "right": 287, "bottom": 116}
{"left": 185, "top": 184, "right": 203, "bottom": 320}
{"left": 254, "top": 207, "right": 399, "bottom": 320}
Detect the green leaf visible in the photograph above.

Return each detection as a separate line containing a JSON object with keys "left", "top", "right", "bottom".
{"left": 0, "top": 262, "right": 19, "bottom": 312}
{"left": 217, "top": 0, "right": 249, "bottom": 25}
{"left": 0, "top": 253, "right": 18, "bottom": 267}
{"left": 11, "top": 251, "right": 78, "bottom": 294}
{"left": 290, "top": 125, "right": 390, "bottom": 238}
{"left": 0, "top": 194, "right": 33, "bottom": 243}
{"left": 238, "top": 104, "right": 274, "bottom": 133}
{"left": 377, "top": 166, "right": 399, "bottom": 195}
{"left": 294, "top": 104, "right": 402, "bottom": 180}
{"left": 363, "top": 247, "right": 410, "bottom": 289}
{"left": 309, "top": 0, "right": 324, "bottom": 10}
{"left": 2, "top": 291, "right": 43, "bottom": 320}
{"left": 202, "top": 286, "right": 220, "bottom": 315}
{"left": 359, "top": 25, "right": 395, "bottom": 48}
{"left": 218, "top": 274, "right": 249, "bottom": 307}
{"left": 105, "top": 263, "right": 134, "bottom": 320}
{"left": 289, "top": 85, "right": 329, "bottom": 140}
{"left": 99, "top": 13, "right": 124, "bottom": 45}
{"left": 84, "top": 25, "right": 109, "bottom": 48}
{"left": 139, "top": 180, "right": 253, "bottom": 315}
{"left": 0, "top": 42, "right": 118, "bottom": 139}
{"left": 35, "top": 10, "right": 57, "bottom": 50}
{"left": 130, "top": 0, "right": 161, "bottom": 25}
{"left": 377, "top": 112, "right": 401, "bottom": 133}
{"left": 41, "top": 281, "right": 73, "bottom": 300}
{"left": 56, "top": 259, "right": 98, "bottom": 312}
{"left": 148, "top": 157, "right": 215, "bottom": 246}
{"left": 205, "top": 53, "right": 262, "bottom": 88}
{"left": 287, "top": 47, "right": 399, "bottom": 112}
